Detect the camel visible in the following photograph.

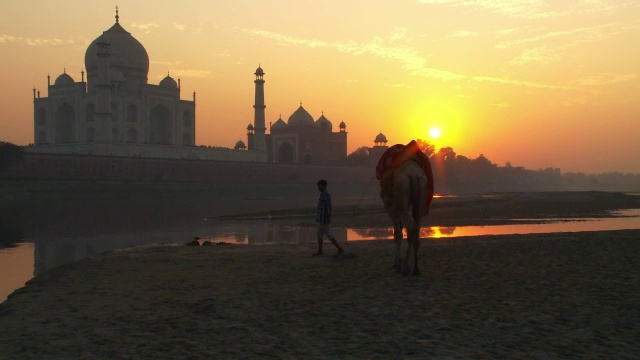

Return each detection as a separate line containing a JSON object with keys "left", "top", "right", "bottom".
{"left": 376, "top": 141, "right": 434, "bottom": 276}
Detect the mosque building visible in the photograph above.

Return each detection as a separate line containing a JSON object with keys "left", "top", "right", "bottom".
{"left": 261, "top": 107, "right": 347, "bottom": 165}
{"left": 246, "top": 65, "right": 347, "bottom": 165}
{"left": 29, "top": 8, "right": 349, "bottom": 165}
{"left": 33, "top": 9, "right": 195, "bottom": 149}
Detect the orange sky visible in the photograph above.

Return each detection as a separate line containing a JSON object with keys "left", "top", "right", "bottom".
{"left": 1, "top": 1, "right": 639, "bottom": 174}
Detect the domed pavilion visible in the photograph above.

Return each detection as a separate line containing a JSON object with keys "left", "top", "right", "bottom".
{"left": 33, "top": 8, "right": 196, "bottom": 147}
{"left": 259, "top": 103, "right": 347, "bottom": 165}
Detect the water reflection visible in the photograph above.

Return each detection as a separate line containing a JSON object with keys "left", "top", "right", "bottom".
{"left": 21, "top": 209, "right": 640, "bottom": 275}
{"left": 2, "top": 209, "right": 640, "bottom": 303}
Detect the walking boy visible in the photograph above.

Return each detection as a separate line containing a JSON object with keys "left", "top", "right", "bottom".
{"left": 314, "top": 179, "right": 344, "bottom": 256}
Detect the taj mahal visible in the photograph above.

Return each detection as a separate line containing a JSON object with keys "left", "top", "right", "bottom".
{"left": 28, "top": 9, "right": 354, "bottom": 166}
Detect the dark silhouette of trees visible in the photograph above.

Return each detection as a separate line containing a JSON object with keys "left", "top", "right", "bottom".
{"left": 346, "top": 140, "right": 640, "bottom": 193}
{"left": 0, "top": 141, "right": 24, "bottom": 171}
{"left": 345, "top": 146, "right": 372, "bottom": 166}
{"left": 415, "top": 139, "right": 435, "bottom": 157}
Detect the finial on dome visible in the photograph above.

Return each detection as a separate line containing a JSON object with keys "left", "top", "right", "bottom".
{"left": 115, "top": 6, "right": 120, "bottom": 23}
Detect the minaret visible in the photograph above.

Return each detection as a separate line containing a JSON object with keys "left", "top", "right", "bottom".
{"left": 252, "top": 66, "right": 267, "bottom": 152}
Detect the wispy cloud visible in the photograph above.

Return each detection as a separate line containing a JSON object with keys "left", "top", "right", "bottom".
{"left": 472, "top": 75, "right": 574, "bottom": 90}
{"left": 416, "top": 0, "right": 639, "bottom": 20}
{"left": 151, "top": 60, "right": 175, "bottom": 67}
{"left": 0, "top": 34, "right": 79, "bottom": 46}
{"left": 510, "top": 47, "right": 563, "bottom": 66}
{"left": 573, "top": 73, "right": 638, "bottom": 86}
{"left": 496, "top": 23, "right": 622, "bottom": 49}
{"left": 503, "top": 21, "right": 640, "bottom": 66}
{"left": 130, "top": 22, "right": 160, "bottom": 33}
{"left": 0, "top": 35, "right": 18, "bottom": 43}
{"left": 244, "top": 27, "right": 585, "bottom": 91}
{"left": 244, "top": 28, "right": 464, "bottom": 81}
{"left": 173, "top": 23, "right": 186, "bottom": 31}
{"left": 173, "top": 69, "right": 213, "bottom": 78}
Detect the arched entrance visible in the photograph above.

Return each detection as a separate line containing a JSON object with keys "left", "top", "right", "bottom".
{"left": 55, "top": 103, "right": 75, "bottom": 143}
{"left": 150, "top": 105, "right": 173, "bottom": 145}
{"left": 277, "top": 142, "right": 294, "bottom": 164}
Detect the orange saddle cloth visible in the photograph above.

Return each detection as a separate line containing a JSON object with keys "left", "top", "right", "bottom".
{"left": 375, "top": 140, "right": 434, "bottom": 213}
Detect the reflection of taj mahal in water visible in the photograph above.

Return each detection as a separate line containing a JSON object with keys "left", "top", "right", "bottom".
{"left": 30, "top": 9, "right": 351, "bottom": 166}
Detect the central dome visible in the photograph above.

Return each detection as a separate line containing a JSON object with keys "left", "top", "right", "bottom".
{"left": 160, "top": 74, "right": 178, "bottom": 88}
{"left": 85, "top": 21, "right": 149, "bottom": 85}
{"left": 54, "top": 72, "right": 74, "bottom": 86}
{"left": 287, "top": 106, "right": 314, "bottom": 127}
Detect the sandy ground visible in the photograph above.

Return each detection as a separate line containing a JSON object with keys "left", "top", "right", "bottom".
{"left": 0, "top": 228, "right": 639, "bottom": 359}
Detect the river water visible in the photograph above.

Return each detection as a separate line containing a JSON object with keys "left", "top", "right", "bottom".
{"left": 2, "top": 209, "right": 640, "bottom": 303}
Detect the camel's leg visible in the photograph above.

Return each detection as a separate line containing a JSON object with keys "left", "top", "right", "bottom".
{"left": 386, "top": 207, "right": 403, "bottom": 272}
{"left": 392, "top": 171, "right": 415, "bottom": 276}
{"left": 411, "top": 227, "right": 421, "bottom": 276}
{"left": 399, "top": 212, "right": 416, "bottom": 277}
{"left": 411, "top": 173, "right": 427, "bottom": 276}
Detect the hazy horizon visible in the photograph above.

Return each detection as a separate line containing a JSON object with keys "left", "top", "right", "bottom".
{"left": 1, "top": 1, "right": 639, "bottom": 174}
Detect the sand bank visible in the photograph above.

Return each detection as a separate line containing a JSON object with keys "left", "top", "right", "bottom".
{"left": 0, "top": 229, "right": 638, "bottom": 359}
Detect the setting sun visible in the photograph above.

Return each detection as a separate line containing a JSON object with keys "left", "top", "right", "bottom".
{"left": 429, "top": 127, "right": 441, "bottom": 139}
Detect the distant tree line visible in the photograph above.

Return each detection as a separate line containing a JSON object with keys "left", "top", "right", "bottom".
{"left": 346, "top": 139, "right": 640, "bottom": 193}
{"left": 0, "top": 141, "right": 24, "bottom": 171}
{"left": 2, "top": 140, "right": 639, "bottom": 192}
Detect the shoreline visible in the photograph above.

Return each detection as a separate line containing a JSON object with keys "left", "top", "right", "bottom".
{"left": 1, "top": 229, "right": 639, "bottom": 358}
{"left": 1, "top": 191, "right": 639, "bottom": 358}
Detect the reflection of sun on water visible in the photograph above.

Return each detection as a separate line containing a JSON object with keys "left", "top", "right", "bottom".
{"left": 426, "top": 226, "right": 455, "bottom": 239}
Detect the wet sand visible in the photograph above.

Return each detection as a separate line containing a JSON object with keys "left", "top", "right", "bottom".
{"left": 0, "top": 229, "right": 639, "bottom": 359}
{"left": 1, "top": 191, "right": 640, "bottom": 358}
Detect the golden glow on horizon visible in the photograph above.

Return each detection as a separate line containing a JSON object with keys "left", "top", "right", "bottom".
{"left": 1, "top": 1, "right": 640, "bottom": 173}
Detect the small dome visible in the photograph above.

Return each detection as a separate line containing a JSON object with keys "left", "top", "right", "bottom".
{"left": 255, "top": 66, "right": 264, "bottom": 75}
{"left": 160, "top": 74, "right": 177, "bottom": 88}
{"left": 247, "top": 123, "right": 254, "bottom": 130}
{"left": 54, "top": 72, "right": 74, "bottom": 85}
{"left": 339, "top": 121, "right": 346, "bottom": 129}
{"left": 271, "top": 117, "right": 287, "bottom": 130}
{"left": 375, "top": 132, "right": 388, "bottom": 144}
{"left": 314, "top": 114, "right": 332, "bottom": 132}
{"left": 234, "top": 140, "right": 246, "bottom": 150}
{"left": 287, "top": 106, "right": 314, "bottom": 127}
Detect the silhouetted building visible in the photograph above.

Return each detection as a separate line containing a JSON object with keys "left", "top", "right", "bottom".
{"left": 28, "top": 7, "right": 350, "bottom": 165}
{"left": 370, "top": 132, "right": 390, "bottom": 164}
{"left": 33, "top": 8, "right": 195, "bottom": 147}
{"left": 29, "top": 8, "right": 266, "bottom": 162}
{"left": 245, "top": 66, "right": 349, "bottom": 165}
{"left": 263, "top": 106, "right": 348, "bottom": 165}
